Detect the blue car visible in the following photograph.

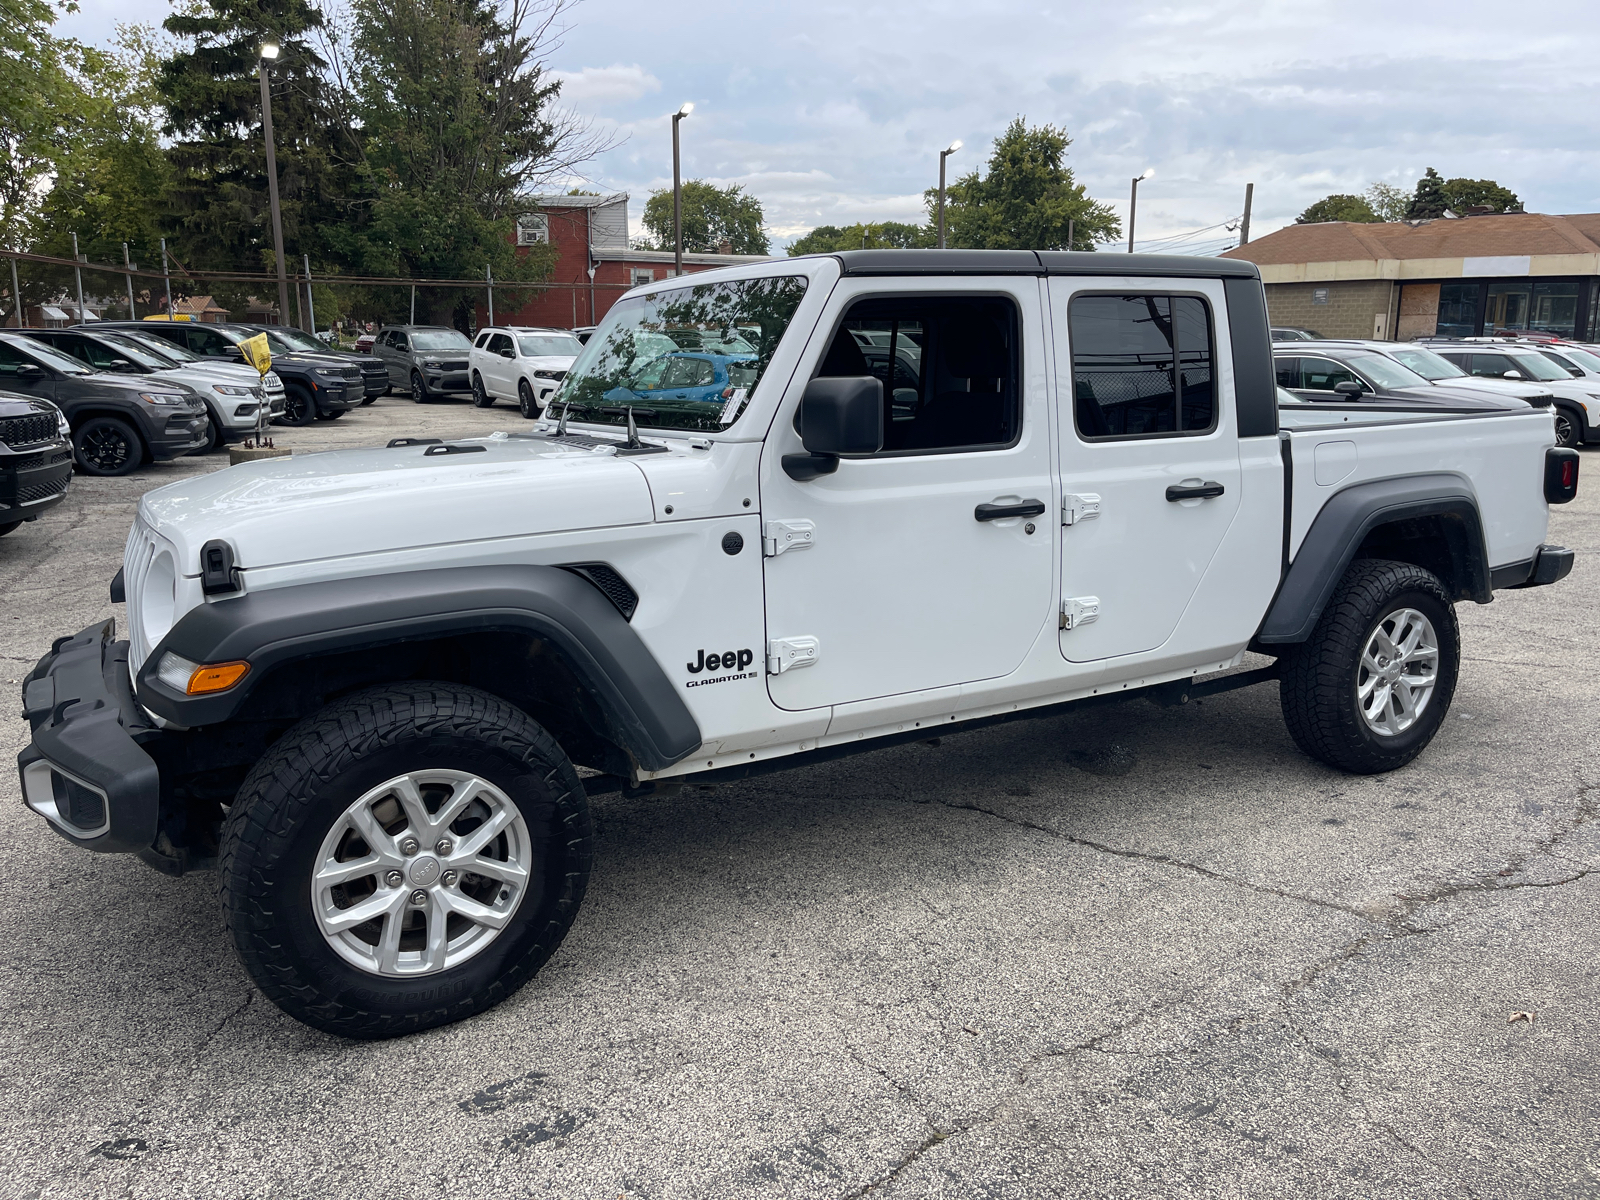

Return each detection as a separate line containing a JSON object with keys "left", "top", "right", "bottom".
{"left": 600, "top": 352, "right": 760, "bottom": 425}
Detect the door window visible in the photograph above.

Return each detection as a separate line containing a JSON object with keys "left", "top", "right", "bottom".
{"left": 392, "top": 333, "right": 410, "bottom": 352}
{"left": 0, "top": 342, "right": 32, "bottom": 378}
{"left": 1297, "top": 356, "right": 1361, "bottom": 392}
{"left": 1467, "top": 353, "right": 1513, "bottom": 378}
{"left": 185, "top": 327, "right": 233, "bottom": 357}
{"left": 816, "top": 296, "right": 1019, "bottom": 452}
{"left": 1069, "top": 294, "right": 1215, "bottom": 438}
{"left": 1273, "top": 357, "right": 1300, "bottom": 388}
{"left": 487, "top": 332, "right": 513, "bottom": 356}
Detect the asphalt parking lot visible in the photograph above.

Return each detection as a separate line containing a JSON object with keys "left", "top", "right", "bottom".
{"left": 1, "top": 394, "right": 1596, "bottom": 1199}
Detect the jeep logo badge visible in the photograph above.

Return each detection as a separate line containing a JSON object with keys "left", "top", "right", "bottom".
{"left": 688, "top": 649, "right": 754, "bottom": 674}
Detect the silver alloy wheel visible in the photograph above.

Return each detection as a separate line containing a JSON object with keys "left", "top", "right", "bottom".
{"left": 1356, "top": 606, "right": 1439, "bottom": 737}
{"left": 312, "top": 770, "right": 533, "bottom": 977}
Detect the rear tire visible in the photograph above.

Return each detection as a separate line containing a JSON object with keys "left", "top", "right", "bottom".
{"left": 1278, "top": 558, "right": 1459, "bottom": 774}
{"left": 72, "top": 416, "right": 144, "bottom": 476}
{"left": 472, "top": 373, "right": 495, "bottom": 408}
{"left": 219, "top": 682, "right": 594, "bottom": 1039}
{"left": 0, "top": 521, "right": 20, "bottom": 537}
{"left": 277, "top": 386, "right": 317, "bottom": 427}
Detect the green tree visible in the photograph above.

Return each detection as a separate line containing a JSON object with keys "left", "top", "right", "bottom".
{"left": 925, "top": 119, "right": 1117, "bottom": 251}
{"left": 1441, "top": 177, "right": 1521, "bottom": 214}
{"left": 1363, "top": 182, "right": 1410, "bottom": 223}
{"left": 1405, "top": 168, "right": 1449, "bottom": 219}
{"left": 787, "top": 221, "right": 933, "bottom": 256}
{"left": 1295, "top": 194, "right": 1378, "bottom": 224}
{"left": 639, "top": 180, "right": 770, "bottom": 255}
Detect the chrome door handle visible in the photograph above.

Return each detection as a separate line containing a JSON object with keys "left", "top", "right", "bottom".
{"left": 975, "top": 499, "right": 1046, "bottom": 521}
{"left": 1165, "top": 482, "right": 1225, "bottom": 502}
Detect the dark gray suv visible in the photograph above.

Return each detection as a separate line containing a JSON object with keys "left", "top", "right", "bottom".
{"left": 372, "top": 326, "right": 475, "bottom": 401}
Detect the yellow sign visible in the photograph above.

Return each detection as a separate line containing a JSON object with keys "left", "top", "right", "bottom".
{"left": 237, "top": 332, "right": 272, "bottom": 377}
{"left": 142, "top": 313, "right": 192, "bottom": 321}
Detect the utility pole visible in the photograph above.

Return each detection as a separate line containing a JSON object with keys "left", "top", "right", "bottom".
{"left": 160, "top": 237, "right": 174, "bottom": 318}
{"left": 1239, "top": 183, "right": 1254, "bottom": 246}
{"left": 672, "top": 102, "right": 693, "bottom": 276}
{"left": 1128, "top": 168, "right": 1154, "bottom": 253}
{"left": 303, "top": 254, "right": 316, "bottom": 334}
{"left": 8, "top": 255, "right": 20, "bottom": 327}
{"left": 122, "top": 243, "right": 136, "bottom": 318}
{"left": 70, "top": 232, "right": 86, "bottom": 323}
{"left": 409, "top": 284, "right": 416, "bottom": 325}
{"left": 486, "top": 263, "right": 494, "bottom": 325}
{"left": 258, "top": 44, "right": 290, "bottom": 326}
{"left": 1067, "top": 219, "right": 1075, "bottom": 252}
{"left": 938, "top": 140, "right": 962, "bottom": 249}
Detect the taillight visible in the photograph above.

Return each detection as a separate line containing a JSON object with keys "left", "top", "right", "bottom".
{"left": 1545, "top": 447, "right": 1579, "bottom": 504}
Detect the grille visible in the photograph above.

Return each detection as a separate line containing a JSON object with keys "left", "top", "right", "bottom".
{"left": 560, "top": 562, "right": 639, "bottom": 621}
{"left": 340, "top": 366, "right": 362, "bottom": 380}
{"left": 0, "top": 414, "right": 58, "bottom": 449}
{"left": 124, "top": 522, "right": 159, "bottom": 674}
{"left": 440, "top": 360, "right": 469, "bottom": 372}
{"left": 54, "top": 771, "right": 105, "bottom": 832}
{"left": 17, "top": 468, "right": 71, "bottom": 504}
{"left": 5, "top": 449, "right": 70, "bottom": 471}
{"left": 1526, "top": 394, "right": 1554, "bottom": 408}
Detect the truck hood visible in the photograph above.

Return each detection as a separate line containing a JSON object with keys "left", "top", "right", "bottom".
{"left": 138, "top": 434, "right": 655, "bottom": 572}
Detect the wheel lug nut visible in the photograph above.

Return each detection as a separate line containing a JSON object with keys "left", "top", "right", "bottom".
{"left": 409, "top": 890, "right": 428, "bottom": 906}
{"left": 399, "top": 837, "right": 420, "bottom": 856}
{"left": 385, "top": 870, "right": 403, "bottom": 887}
{"left": 435, "top": 838, "right": 453, "bottom": 855}
{"left": 441, "top": 870, "right": 459, "bottom": 886}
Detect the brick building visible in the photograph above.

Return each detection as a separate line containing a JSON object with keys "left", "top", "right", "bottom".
{"left": 1220, "top": 212, "right": 1600, "bottom": 341}
{"left": 481, "top": 193, "right": 770, "bottom": 331}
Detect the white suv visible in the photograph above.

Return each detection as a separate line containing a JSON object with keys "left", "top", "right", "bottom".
{"left": 469, "top": 326, "right": 583, "bottom": 417}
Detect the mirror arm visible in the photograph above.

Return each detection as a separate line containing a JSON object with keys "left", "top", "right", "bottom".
{"left": 782, "top": 452, "right": 839, "bottom": 482}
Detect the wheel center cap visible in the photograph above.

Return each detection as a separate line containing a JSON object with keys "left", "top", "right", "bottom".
{"left": 408, "top": 855, "right": 442, "bottom": 886}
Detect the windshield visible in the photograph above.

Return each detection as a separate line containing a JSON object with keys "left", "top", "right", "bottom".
{"left": 1562, "top": 347, "right": 1600, "bottom": 373}
{"left": 93, "top": 335, "right": 179, "bottom": 371}
{"left": 260, "top": 326, "right": 327, "bottom": 353}
{"left": 15, "top": 336, "right": 91, "bottom": 374}
{"left": 517, "top": 334, "right": 581, "bottom": 357}
{"left": 412, "top": 329, "right": 473, "bottom": 351}
{"left": 1347, "top": 353, "right": 1429, "bottom": 391}
{"left": 1388, "top": 347, "right": 1464, "bottom": 380}
{"left": 556, "top": 275, "right": 809, "bottom": 432}
{"left": 120, "top": 331, "right": 198, "bottom": 363}
{"left": 1506, "top": 350, "right": 1569, "bottom": 382}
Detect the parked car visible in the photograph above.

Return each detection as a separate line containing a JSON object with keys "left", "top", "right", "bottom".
{"left": 572, "top": 325, "right": 597, "bottom": 345}
{"left": 231, "top": 323, "right": 388, "bottom": 403}
{"left": 1416, "top": 339, "right": 1600, "bottom": 448}
{"left": 1276, "top": 339, "right": 1557, "bottom": 410}
{"left": 27, "top": 327, "right": 282, "bottom": 453}
{"left": 1272, "top": 345, "right": 1525, "bottom": 411}
{"left": 94, "top": 320, "right": 363, "bottom": 427}
{"left": 468, "top": 326, "right": 583, "bottom": 416}
{"left": 592, "top": 351, "right": 760, "bottom": 426}
{"left": 371, "top": 325, "right": 475, "bottom": 401}
{"left": 20, "top": 250, "right": 1577, "bottom": 1038}
{"left": 354, "top": 332, "right": 376, "bottom": 354}
{"left": 0, "top": 332, "right": 207, "bottom": 475}
{"left": 1525, "top": 341, "right": 1600, "bottom": 386}
{"left": 0, "top": 392, "right": 72, "bottom": 535}
{"left": 1270, "top": 326, "right": 1325, "bottom": 341}
{"left": 98, "top": 327, "right": 289, "bottom": 435}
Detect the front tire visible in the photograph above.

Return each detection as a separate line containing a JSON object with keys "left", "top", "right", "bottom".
{"left": 277, "top": 386, "right": 317, "bottom": 427}
{"left": 1278, "top": 558, "right": 1460, "bottom": 774}
{"left": 73, "top": 416, "right": 144, "bottom": 476}
{"left": 220, "top": 683, "right": 594, "bottom": 1039}
{"left": 411, "top": 371, "right": 429, "bottom": 403}
{"left": 189, "top": 414, "right": 224, "bottom": 455}
{"left": 0, "top": 520, "right": 20, "bottom": 537}
{"left": 472, "top": 373, "right": 495, "bottom": 408}
{"left": 1553, "top": 406, "right": 1582, "bottom": 449}
{"left": 518, "top": 380, "right": 537, "bottom": 419}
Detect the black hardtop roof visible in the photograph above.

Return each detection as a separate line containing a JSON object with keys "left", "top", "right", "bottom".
{"left": 826, "top": 249, "right": 1261, "bottom": 281}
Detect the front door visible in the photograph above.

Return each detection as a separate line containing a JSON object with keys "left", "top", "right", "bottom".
{"left": 1050, "top": 282, "right": 1242, "bottom": 663}
{"left": 760, "top": 281, "right": 1056, "bottom": 711}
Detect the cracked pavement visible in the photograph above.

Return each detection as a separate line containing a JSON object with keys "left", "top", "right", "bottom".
{"left": 1, "top": 400, "right": 1596, "bottom": 1199}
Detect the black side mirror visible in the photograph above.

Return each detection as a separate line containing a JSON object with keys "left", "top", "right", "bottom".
{"left": 1333, "top": 380, "right": 1364, "bottom": 399}
{"left": 499, "top": 347, "right": 514, "bottom": 358}
{"left": 785, "top": 376, "right": 883, "bottom": 480}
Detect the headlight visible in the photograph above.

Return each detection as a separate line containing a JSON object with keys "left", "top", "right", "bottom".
{"left": 212, "top": 384, "right": 255, "bottom": 396}
{"left": 138, "top": 391, "right": 189, "bottom": 406}
{"left": 57, "top": 411, "right": 70, "bottom": 436}
{"left": 533, "top": 369, "right": 560, "bottom": 379}
{"left": 315, "top": 367, "right": 343, "bottom": 378}
{"left": 422, "top": 358, "right": 441, "bottom": 368}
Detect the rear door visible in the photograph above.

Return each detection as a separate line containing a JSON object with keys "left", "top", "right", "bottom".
{"left": 1049, "top": 281, "right": 1243, "bottom": 662}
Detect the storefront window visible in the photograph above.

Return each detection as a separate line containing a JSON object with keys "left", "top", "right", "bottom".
{"left": 1486, "top": 280, "right": 1578, "bottom": 337}
{"left": 1436, "top": 283, "right": 1479, "bottom": 338}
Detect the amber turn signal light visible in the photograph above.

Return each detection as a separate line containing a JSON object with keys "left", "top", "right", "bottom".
{"left": 187, "top": 661, "right": 250, "bottom": 695}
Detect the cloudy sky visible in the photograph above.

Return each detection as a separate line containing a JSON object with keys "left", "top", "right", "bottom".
{"left": 59, "top": 0, "right": 1600, "bottom": 252}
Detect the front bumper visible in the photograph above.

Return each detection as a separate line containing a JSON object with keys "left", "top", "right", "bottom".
{"left": 149, "top": 411, "right": 210, "bottom": 459}
{"left": 425, "top": 370, "right": 471, "bottom": 393}
{"left": 0, "top": 443, "right": 73, "bottom": 524}
{"left": 17, "top": 621, "right": 159, "bottom": 854}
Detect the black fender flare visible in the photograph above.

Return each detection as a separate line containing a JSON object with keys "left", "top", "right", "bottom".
{"left": 1256, "top": 473, "right": 1489, "bottom": 645}
{"left": 136, "top": 565, "right": 702, "bottom": 772}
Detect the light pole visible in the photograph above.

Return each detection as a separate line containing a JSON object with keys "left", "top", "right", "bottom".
{"left": 1127, "top": 167, "right": 1154, "bottom": 253}
{"left": 258, "top": 43, "right": 290, "bottom": 325}
{"left": 937, "top": 140, "right": 962, "bottom": 249}
{"left": 672, "top": 102, "right": 693, "bottom": 276}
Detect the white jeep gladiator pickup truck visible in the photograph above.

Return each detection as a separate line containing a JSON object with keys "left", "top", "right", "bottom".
{"left": 18, "top": 250, "right": 1579, "bottom": 1039}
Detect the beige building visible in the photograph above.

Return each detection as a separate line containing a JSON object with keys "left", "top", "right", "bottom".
{"left": 1220, "top": 212, "right": 1600, "bottom": 341}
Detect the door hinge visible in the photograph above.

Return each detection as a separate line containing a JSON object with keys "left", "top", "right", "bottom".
{"left": 767, "top": 636, "right": 820, "bottom": 674}
{"left": 1060, "top": 596, "right": 1101, "bottom": 630}
{"left": 763, "top": 519, "right": 816, "bottom": 557}
{"left": 1062, "top": 493, "right": 1102, "bottom": 526}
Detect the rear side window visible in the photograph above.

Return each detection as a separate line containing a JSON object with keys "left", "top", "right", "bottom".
{"left": 474, "top": 331, "right": 492, "bottom": 349}
{"left": 816, "top": 295, "right": 1020, "bottom": 453}
{"left": 1274, "top": 357, "right": 1299, "bottom": 388}
{"left": 1070, "top": 294, "right": 1215, "bottom": 439}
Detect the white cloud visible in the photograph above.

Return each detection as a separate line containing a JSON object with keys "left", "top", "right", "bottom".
{"left": 550, "top": 63, "right": 662, "bottom": 109}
